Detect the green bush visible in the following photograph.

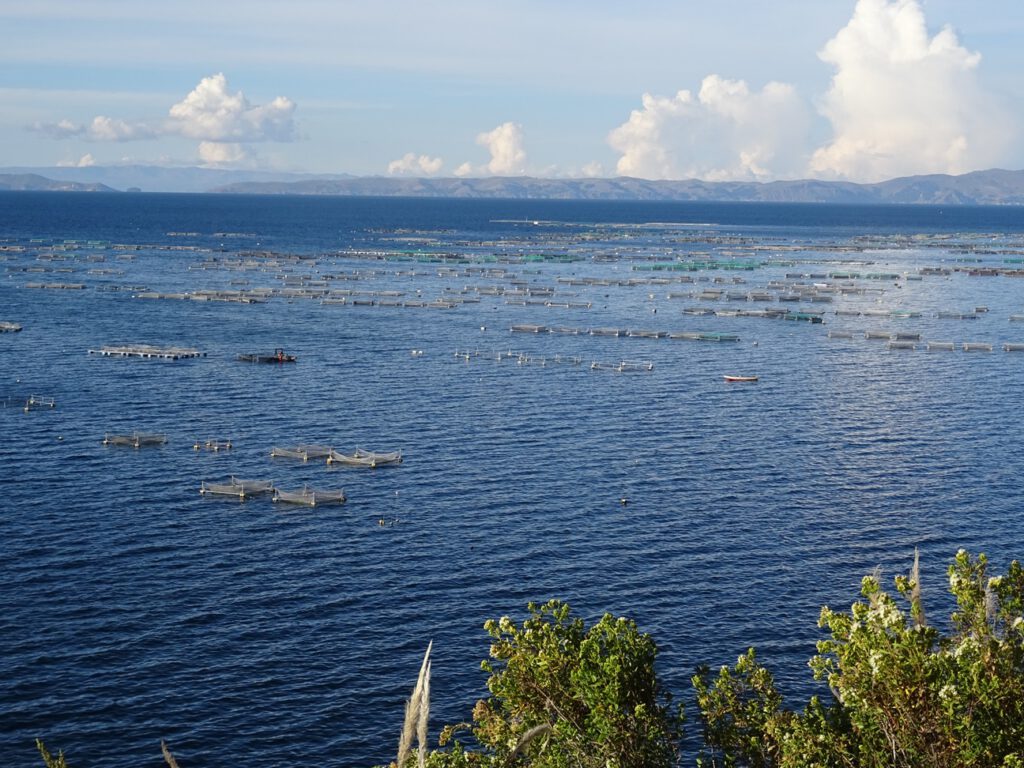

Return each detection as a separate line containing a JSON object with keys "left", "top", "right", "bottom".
{"left": 693, "top": 551, "right": 1024, "bottom": 767}
{"left": 430, "top": 599, "right": 684, "bottom": 768}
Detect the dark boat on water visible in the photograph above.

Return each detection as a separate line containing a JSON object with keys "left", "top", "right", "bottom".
{"left": 237, "top": 348, "right": 296, "bottom": 363}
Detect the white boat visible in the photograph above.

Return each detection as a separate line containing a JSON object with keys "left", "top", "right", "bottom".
{"left": 326, "top": 448, "right": 403, "bottom": 467}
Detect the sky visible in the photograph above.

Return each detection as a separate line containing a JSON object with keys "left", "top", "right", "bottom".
{"left": 2, "top": 0, "right": 1023, "bottom": 182}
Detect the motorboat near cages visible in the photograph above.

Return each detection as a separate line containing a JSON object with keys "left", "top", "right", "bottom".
{"left": 326, "top": 448, "right": 403, "bottom": 468}
{"left": 103, "top": 432, "right": 167, "bottom": 448}
{"left": 200, "top": 476, "right": 274, "bottom": 499}
{"left": 237, "top": 348, "right": 296, "bottom": 363}
{"left": 272, "top": 485, "right": 347, "bottom": 507}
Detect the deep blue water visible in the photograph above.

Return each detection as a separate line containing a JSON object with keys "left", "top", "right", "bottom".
{"left": 2, "top": 192, "right": 1024, "bottom": 767}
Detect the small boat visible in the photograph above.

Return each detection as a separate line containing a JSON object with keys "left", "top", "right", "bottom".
{"left": 723, "top": 375, "right": 758, "bottom": 383}
{"left": 237, "top": 348, "right": 296, "bottom": 363}
{"left": 326, "top": 448, "right": 403, "bottom": 467}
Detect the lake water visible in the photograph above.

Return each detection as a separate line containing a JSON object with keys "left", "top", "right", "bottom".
{"left": 2, "top": 193, "right": 1024, "bottom": 767}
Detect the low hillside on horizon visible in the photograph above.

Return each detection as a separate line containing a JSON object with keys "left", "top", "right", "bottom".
{"left": 4, "top": 166, "right": 1024, "bottom": 204}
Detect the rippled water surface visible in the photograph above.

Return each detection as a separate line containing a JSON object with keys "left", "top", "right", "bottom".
{"left": 3, "top": 194, "right": 1024, "bottom": 766}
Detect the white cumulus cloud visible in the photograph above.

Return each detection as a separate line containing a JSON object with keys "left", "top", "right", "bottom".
{"left": 387, "top": 152, "right": 443, "bottom": 176}
{"left": 87, "top": 116, "right": 157, "bottom": 141}
{"left": 608, "top": 75, "right": 810, "bottom": 181}
{"left": 57, "top": 153, "right": 96, "bottom": 168}
{"left": 168, "top": 73, "right": 296, "bottom": 143}
{"left": 30, "top": 73, "right": 297, "bottom": 167}
{"left": 198, "top": 141, "right": 251, "bottom": 167}
{"left": 476, "top": 122, "right": 527, "bottom": 175}
{"left": 33, "top": 118, "right": 84, "bottom": 139}
{"left": 33, "top": 116, "right": 155, "bottom": 142}
{"left": 810, "top": 0, "right": 1012, "bottom": 181}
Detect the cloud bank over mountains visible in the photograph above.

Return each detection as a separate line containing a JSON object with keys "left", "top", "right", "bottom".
{"left": 607, "top": 76, "right": 811, "bottom": 181}
{"left": 809, "top": 0, "right": 1009, "bottom": 180}
{"left": 605, "top": 0, "right": 1010, "bottom": 183}
{"left": 385, "top": 0, "right": 1014, "bottom": 182}
{"left": 33, "top": 73, "right": 297, "bottom": 168}
{"left": 28, "top": 0, "right": 1017, "bottom": 182}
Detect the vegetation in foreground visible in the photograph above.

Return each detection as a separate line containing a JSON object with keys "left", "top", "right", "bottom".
{"left": 38, "top": 551, "right": 1024, "bottom": 767}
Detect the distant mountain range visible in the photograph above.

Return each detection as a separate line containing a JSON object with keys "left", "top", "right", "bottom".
{"left": 3, "top": 166, "right": 1024, "bottom": 205}
{"left": 0, "top": 173, "right": 115, "bottom": 193}
{"left": 0, "top": 165, "right": 353, "bottom": 194}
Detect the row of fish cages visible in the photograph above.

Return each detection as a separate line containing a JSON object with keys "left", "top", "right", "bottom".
{"left": 670, "top": 289, "right": 846, "bottom": 303}
{"left": 509, "top": 324, "right": 744, "bottom": 340}
{"left": 456, "top": 284, "right": 562, "bottom": 297}
{"left": 134, "top": 289, "right": 268, "bottom": 303}
{"left": 0, "top": 394, "right": 56, "bottom": 412}
{"left": 88, "top": 344, "right": 206, "bottom": 360}
{"left": 826, "top": 331, "right": 1024, "bottom": 353}
{"left": 559, "top": 275, "right": 749, "bottom": 287}
{"left": 197, "top": 444, "right": 404, "bottom": 505}
{"left": 503, "top": 299, "right": 593, "bottom": 309}
{"left": 22, "top": 282, "right": 88, "bottom": 290}
{"left": 102, "top": 432, "right": 168, "bottom": 448}
{"left": 834, "top": 308, "right": 1004, "bottom": 320}
{"left": 456, "top": 349, "right": 586, "bottom": 366}
{"left": 101, "top": 431, "right": 402, "bottom": 470}
{"left": 454, "top": 348, "right": 655, "bottom": 372}
{"left": 270, "top": 445, "right": 403, "bottom": 468}
{"left": 887, "top": 341, "right": 1024, "bottom": 353}
{"left": 682, "top": 307, "right": 825, "bottom": 323}
{"left": 7, "top": 265, "right": 80, "bottom": 274}
{"left": 321, "top": 297, "right": 462, "bottom": 309}
{"left": 126, "top": 286, "right": 473, "bottom": 309}
{"left": 199, "top": 477, "right": 348, "bottom": 506}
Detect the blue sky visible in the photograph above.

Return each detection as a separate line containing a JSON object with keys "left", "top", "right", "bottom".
{"left": 3, "top": 0, "right": 1023, "bottom": 181}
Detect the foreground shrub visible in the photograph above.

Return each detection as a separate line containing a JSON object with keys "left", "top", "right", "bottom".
{"left": 694, "top": 551, "right": 1024, "bottom": 767}
{"left": 429, "top": 599, "right": 684, "bottom": 768}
